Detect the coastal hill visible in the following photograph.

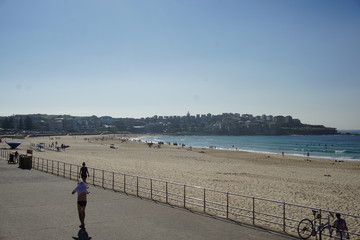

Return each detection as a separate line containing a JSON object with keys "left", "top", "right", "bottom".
{"left": 0, "top": 113, "right": 337, "bottom": 136}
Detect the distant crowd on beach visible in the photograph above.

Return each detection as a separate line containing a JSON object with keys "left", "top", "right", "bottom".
{"left": 30, "top": 141, "right": 69, "bottom": 152}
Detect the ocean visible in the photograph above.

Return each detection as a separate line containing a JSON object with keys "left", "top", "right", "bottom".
{"left": 135, "top": 132, "right": 360, "bottom": 161}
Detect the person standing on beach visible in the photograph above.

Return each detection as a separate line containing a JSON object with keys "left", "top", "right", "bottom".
{"left": 79, "top": 162, "right": 90, "bottom": 183}
{"left": 72, "top": 181, "right": 88, "bottom": 228}
{"left": 14, "top": 151, "right": 19, "bottom": 163}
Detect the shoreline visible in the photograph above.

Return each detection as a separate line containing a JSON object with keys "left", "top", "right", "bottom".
{"left": 206, "top": 147, "right": 358, "bottom": 162}
{"left": 133, "top": 135, "right": 360, "bottom": 162}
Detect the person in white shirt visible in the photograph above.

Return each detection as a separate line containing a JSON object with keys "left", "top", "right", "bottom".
{"left": 72, "top": 181, "right": 88, "bottom": 228}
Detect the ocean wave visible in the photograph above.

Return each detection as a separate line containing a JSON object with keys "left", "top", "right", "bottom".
{"left": 335, "top": 150, "right": 346, "bottom": 154}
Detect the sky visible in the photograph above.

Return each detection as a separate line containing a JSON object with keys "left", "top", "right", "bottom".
{"left": 0, "top": 0, "right": 359, "bottom": 130}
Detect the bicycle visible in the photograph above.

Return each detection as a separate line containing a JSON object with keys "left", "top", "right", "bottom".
{"left": 298, "top": 210, "right": 335, "bottom": 240}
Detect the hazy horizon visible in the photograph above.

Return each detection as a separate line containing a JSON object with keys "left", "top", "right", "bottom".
{"left": 1, "top": 0, "right": 359, "bottom": 130}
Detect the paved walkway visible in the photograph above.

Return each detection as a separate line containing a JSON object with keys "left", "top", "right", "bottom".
{"left": 0, "top": 159, "right": 298, "bottom": 240}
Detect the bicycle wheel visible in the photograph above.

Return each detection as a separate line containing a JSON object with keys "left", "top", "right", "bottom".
{"left": 319, "top": 224, "right": 332, "bottom": 240}
{"left": 298, "top": 219, "right": 314, "bottom": 239}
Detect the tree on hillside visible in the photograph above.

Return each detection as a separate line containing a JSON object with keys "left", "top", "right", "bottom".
{"left": 18, "top": 117, "right": 24, "bottom": 130}
{"left": 24, "top": 116, "right": 33, "bottom": 130}
{"left": 2, "top": 117, "right": 15, "bottom": 129}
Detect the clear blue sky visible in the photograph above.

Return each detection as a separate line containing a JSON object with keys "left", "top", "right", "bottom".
{"left": 1, "top": 0, "right": 359, "bottom": 130}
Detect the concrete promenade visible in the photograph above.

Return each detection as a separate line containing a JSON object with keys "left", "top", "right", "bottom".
{"left": 0, "top": 159, "right": 297, "bottom": 240}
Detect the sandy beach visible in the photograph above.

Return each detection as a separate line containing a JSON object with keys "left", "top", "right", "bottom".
{"left": 2, "top": 134, "right": 360, "bottom": 231}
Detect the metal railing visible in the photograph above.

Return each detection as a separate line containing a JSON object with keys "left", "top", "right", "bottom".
{"left": 1, "top": 149, "right": 359, "bottom": 239}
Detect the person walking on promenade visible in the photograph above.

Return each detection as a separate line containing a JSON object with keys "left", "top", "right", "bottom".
{"left": 332, "top": 213, "right": 349, "bottom": 239}
{"left": 72, "top": 181, "right": 88, "bottom": 228}
{"left": 79, "top": 162, "right": 90, "bottom": 183}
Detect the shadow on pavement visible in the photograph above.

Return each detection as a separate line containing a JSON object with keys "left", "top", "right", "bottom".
{"left": 72, "top": 228, "right": 92, "bottom": 240}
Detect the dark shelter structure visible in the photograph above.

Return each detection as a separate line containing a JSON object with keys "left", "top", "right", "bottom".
{"left": 5, "top": 142, "right": 22, "bottom": 149}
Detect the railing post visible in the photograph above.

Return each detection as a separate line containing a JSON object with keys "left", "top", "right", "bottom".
{"left": 42, "top": 158, "right": 44, "bottom": 171}
{"left": 150, "top": 179, "right": 153, "bottom": 200}
{"left": 252, "top": 197, "right": 255, "bottom": 225}
{"left": 57, "top": 161, "right": 59, "bottom": 176}
{"left": 46, "top": 159, "right": 48, "bottom": 173}
{"left": 283, "top": 202, "right": 286, "bottom": 232}
{"left": 51, "top": 161, "right": 53, "bottom": 174}
{"left": 226, "top": 192, "right": 229, "bottom": 219}
{"left": 184, "top": 185, "right": 186, "bottom": 208}
{"left": 124, "top": 174, "right": 126, "bottom": 193}
{"left": 112, "top": 172, "right": 115, "bottom": 191}
{"left": 203, "top": 188, "right": 206, "bottom": 213}
{"left": 102, "top": 170, "right": 104, "bottom": 188}
{"left": 77, "top": 166, "right": 79, "bottom": 180}
{"left": 93, "top": 169, "right": 95, "bottom": 186}
{"left": 166, "top": 182, "right": 168, "bottom": 204}
{"left": 63, "top": 163, "right": 65, "bottom": 178}
{"left": 136, "top": 176, "right": 139, "bottom": 197}
{"left": 70, "top": 164, "right": 72, "bottom": 180}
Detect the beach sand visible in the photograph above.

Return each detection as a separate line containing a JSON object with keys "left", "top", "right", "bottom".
{"left": 2, "top": 134, "right": 360, "bottom": 233}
